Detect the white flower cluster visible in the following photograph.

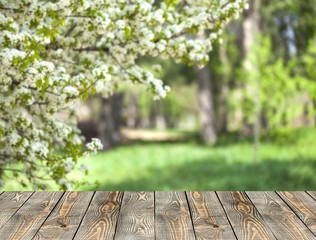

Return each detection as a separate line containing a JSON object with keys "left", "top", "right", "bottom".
{"left": 86, "top": 138, "right": 104, "bottom": 154}
{"left": 0, "top": 0, "right": 246, "bottom": 189}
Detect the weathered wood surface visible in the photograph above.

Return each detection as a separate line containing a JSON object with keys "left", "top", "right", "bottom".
{"left": 0, "top": 192, "right": 33, "bottom": 229}
{"left": 217, "top": 191, "right": 276, "bottom": 240}
{"left": 155, "top": 191, "right": 195, "bottom": 240}
{"left": 0, "top": 191, "right": 315, "bottom": 240}
{"left": 115, "top": 191, "right": 154, "bottom": 239}
{"left": 74, "top": 191, "right": 123, "bottom": 240}
{"left": 247, "top": 191, "right": 315, "bottom": 240}
{"left": 186, "top": 192, "right": 236, "bottom": 240}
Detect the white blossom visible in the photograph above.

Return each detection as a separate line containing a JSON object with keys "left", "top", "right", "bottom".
{"left": 86, "top": 138, "right": 104, "bottom": 153}
{"left": 0, "top": 0, "right": 246, "bottom": 190}
{"left": 64, "top": 86, "right": 79, "bottom": 96}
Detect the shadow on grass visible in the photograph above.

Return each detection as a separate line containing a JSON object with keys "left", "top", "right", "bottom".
{"left": 91, "top": 157, "right": 316, "bottom": 191}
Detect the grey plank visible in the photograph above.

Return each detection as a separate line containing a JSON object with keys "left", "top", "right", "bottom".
{"left": 33, "top": 191, "right": 94, "bottom": 240}
{"left": 307, "top": 192, "right": 316, "bottom": 201}
{"left": 0, "top": 192, "right": 63, "bottom": 239}
{"left": 155, "top": 191, "right": 195, "bottom": 240}
{"left": 217, "top": 191, "right": 276, "bottom": 240}
{"left": 74, "top": 191, "right": 123, "bottom": 240}
{"left": 187, "top": 191, "right": 236, "bottom": 240}
{"left": 277, "top": 191, "right": 316, "bottom": 236}
{"left": 0, "top": 192, "right": 33, "bottom": 229}
{"left": 247, "top": 191, "right": 315, "bottom": 240}
{"left": 115, "top": 192, "right": 154, "bottom": 240}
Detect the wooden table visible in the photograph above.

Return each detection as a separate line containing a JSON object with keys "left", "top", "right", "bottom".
{"left": 0, "top": 192, "right": 316, "bottom": 239}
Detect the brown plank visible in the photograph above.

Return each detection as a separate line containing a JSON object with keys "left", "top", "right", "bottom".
{"left": 73, "top": 191, "right": 123, "bottom": 240}
{"left": 0, "top": 192, "right": 33, "bottom": 229}
{"left": 217, "top": 191, "right": 276, "bottom": 240}
{"left": 155, "top": 191, "right": 195, "bottom": 240}
{"left": 33, "top": 191, "right": 94, "bottom": 240}
{"left": 187, "top": 192, "right": 236, "bottom": 240}
{"left": 0, "top": 192, "right": 63, "bottom": 239}
{"left": 115, "top": 191, "right": 154, "bottom": 240}
{"left": 277, "top": 191, "right": 316, "bottom": 236}
{"left": 247, "top": 191, "right": 315, "bottom": 239}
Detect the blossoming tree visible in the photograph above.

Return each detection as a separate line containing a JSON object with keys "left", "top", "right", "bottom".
{"left": 0, "top": 0, "right": 247, "bottom": 190}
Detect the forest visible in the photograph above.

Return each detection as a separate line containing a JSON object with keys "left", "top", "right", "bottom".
{"left": 1, "top": 0, "right": 316, "bottom": 190}
{"left": 61, "top": 0, "right": 316, "bottom": 190}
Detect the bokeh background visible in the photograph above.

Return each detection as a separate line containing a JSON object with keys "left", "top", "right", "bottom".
{"left": 5, "top": 0, "right": 316, "bottom": 190}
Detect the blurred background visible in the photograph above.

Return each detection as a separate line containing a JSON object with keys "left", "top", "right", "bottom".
{"left": 75, "top": 0, "right": 316, "bottom": 190}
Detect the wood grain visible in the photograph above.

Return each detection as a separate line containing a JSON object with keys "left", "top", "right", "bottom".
{"left": 0, "top": 192, "right": 63, "bottom": 239}
{"left": 307, "top": 191, "right": 316, "bottom": 200}
{"left": 277, "top": 191, "right": 316, "bottom": 237}
{"left": 73, "top": 191, "right": 123, "bottom": 240}
{"left": 33, "top": 191, "right": 94, "bottom": 240}
{"left": 187, "top": 192, "right": 236, "bottom": 240}
{"left": 155, "top": 192, "right": 195, "bottom": 240}
{"left": 0, "top": 192, "right": 33, "bottom": 229}
{"left": 217, "top": 191, "right": 276, "bottom": 240}
{"left": 115, "top": 191, "right": 154, "bottom": 240}
{"left": 247, "top": 191, "right": 316, "bottom": 240}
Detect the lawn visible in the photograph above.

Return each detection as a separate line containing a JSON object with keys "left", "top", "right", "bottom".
{"left": 77, "top": 127, "right": 316, "bottom": 190}
{"left": 2, "top": 127, "right": 316, "bottom": 190}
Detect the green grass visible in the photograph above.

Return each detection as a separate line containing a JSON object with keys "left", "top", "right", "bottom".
{"left": 76, "top": 127, "right": 316, "bottom": 190}
{"left": 2, "top": 127, "right": 316, "bottom": 190}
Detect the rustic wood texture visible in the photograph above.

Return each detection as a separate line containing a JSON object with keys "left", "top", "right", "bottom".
{"left": 33, "top": 191, "right": 94, "bottom": 240}
{"left": 115, "top": 191, "right": 155, "bottom": 239}
{"left": 187, "top": 191, "right": 236, "bottom": 240}
{"left": 155, "top": 191, "right": 195, "bottom": 240}
{"left": 0, "top": 191, "right": 316, "bottom": 240}
{"left": 247, "top": 191, "right": 316, "bottom": 240}
{"left": 0, "top": 192, "right": 33, "bottom": 229}
{"left": 0, "top": 192, "right": 63, "bottom": 240}
{"left": 307, "top": 191, "right": 316, "bottom": 200}
{"left": 74, "top": 191, "right": 123, "bottom": 240}
{"left": 277, "top": 191, "right": 316, "bottom": 236}
{"left": 217, "top": 191, "right": 276, "bottom": 240}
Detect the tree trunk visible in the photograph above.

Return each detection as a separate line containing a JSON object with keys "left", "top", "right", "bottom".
{"left": 241, "top": 0, "right": 260, "bottom": 60}
{"left": 155, "top": 100, "right": 166, "bottom": 129}
{"left": 240, "top": 0, "right": 260, "bottom": 135}
{"left": 126, "top": 92, "right": 140, "bottom": 128}
{"left": 240, "top": 0, "right": 261, "bottom": 162}
{"left": 195, "top": 65, "right": 217, "bottom": 144}
{"left": 217, "top": 37, "right": 230, "bottom": 133}
{"left": 98, "top": 93, "right": 124, "bottom": 149}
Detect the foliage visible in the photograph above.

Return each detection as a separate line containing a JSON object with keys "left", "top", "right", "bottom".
{"left": 236, "top": 36, "right": 316, "bottom": 127}
{"left": 0, "top": 0, "right": 247, "bottom": 189}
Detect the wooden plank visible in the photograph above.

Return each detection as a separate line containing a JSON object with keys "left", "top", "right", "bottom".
{"left": 0, "top": 192, "right": 63, "bottom": 239}
{"left": 277, "top": 191, "right": 316, "bottom": 236}
{"left": 187, "top": 192, "right": 236, "bottom": 240}
{"left": 247, "top": 191, "right": 315, "bottom": 240}
{"left": 217, "top": 191, "right": 276, "bottom": 240}
{"left": 307, "top": 191, "right": 316, "bottom": 200}
{"left": 0, "top": 192, "right": 33, "bottom": 229}
{"left": 115, "top": 192, "right": 154, "bottom": 240}
{"left": 155, "top": 191, "right": 195, "bottom": 240}
{"left": 73, "top": 191, "right": 123, "bottom": 240}
{"left": 33, "top": 191, "right": 94, "bottom": 240}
